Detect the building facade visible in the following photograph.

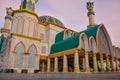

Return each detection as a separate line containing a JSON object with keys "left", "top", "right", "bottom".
{"left": 0, "top": 0, "right": 120, "bottom": 73}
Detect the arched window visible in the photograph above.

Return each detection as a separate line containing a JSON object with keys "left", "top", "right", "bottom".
{"left": 81, "top": 34, "right": 88, "bottom": 51}
{"left": 14, "top": 42, "right": 25, "bottom": 68}
{"left": 28, "top": 0, "right": 34, "bottom": 11}
{"left": 98, "top": 28, "right": 110, "bottom": 54}
{"left": 28, "top": 45, "right": 37, "bottom": 68}
{"left": 90, "top": 37, "right": 96, "bottom": 53}
{"left": 65, "top": 30, "right": 71, "bottom": 39}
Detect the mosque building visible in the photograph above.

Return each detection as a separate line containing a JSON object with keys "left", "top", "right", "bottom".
{"left": 0, "top": 0, "right": 120, "bottom": 73}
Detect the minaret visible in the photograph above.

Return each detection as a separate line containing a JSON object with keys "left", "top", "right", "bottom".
{"left": 1, "top": 7, "right": 13, "bottom": 38}
{"left": 87, "top": 2, "right": 95, "bottom": 29}
{"left": 20, "top": 0, "right": 38, "bottom": 11}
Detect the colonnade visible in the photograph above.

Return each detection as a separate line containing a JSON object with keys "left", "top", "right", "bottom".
{"left": 47, "top": 50, "right": 120, "bottom": 73}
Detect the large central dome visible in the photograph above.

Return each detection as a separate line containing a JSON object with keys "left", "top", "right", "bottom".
{"left": 39, "top": 16, "right": 65, "bottom": 27}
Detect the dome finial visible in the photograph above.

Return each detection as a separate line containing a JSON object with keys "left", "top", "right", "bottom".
{"left": 87, "top": 1, "right": 94, "bottom": 11}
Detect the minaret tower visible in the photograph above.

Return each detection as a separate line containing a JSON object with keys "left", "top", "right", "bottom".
{"left": 1, "top": 7, "right": 13, "bottom": 38}
{"left": 20, "top": 0, "right": 38, "bottom": 11}
{"left": 87, "top": 1, "right": 95, "bottom": 28}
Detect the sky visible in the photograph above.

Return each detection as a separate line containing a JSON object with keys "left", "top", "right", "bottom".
{"left": 0, "top": 0, "right": 120, "bottom": 47}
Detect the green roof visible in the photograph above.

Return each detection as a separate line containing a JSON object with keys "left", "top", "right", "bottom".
{"left": 50, "top": 25, "right": 99, "bottom": 54}
{"left": 51, "top": 32, "right": 81, "bottom": 54}
{"left": 55, "top": 31, "right": 64, "bottom": 43}
{"left": 82, "top": 25, "right": 99, "bottom": 40}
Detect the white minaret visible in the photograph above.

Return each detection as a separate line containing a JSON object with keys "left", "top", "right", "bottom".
{"left": 87, "top": 2, "right": 95, "bottom": 29}
{"left": 1, "top": 7, "right": 13, "bottom": 37}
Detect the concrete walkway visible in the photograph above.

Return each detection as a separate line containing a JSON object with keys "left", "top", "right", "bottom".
{"left": 0, "top": 72, "right": 120, "bottom": 80}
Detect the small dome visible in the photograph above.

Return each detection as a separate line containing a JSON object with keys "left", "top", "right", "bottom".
{"left": 39, "top": 16, "right": 65, "bottom": 27}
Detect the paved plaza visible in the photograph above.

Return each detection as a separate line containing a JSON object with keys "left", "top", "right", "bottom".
{"left": 0, "top": 72, "right": 120, "bottom": 80}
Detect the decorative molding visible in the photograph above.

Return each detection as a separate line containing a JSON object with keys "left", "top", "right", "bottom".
{"left": 11, "top": 33, "right": 42, "bottom": 42}
{"left": 48, "top": 48, "right": 77, "bottom": 58}
{"left": 12, "top": 9, "right": 39, "bottom": 19}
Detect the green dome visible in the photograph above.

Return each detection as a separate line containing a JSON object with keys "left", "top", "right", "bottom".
{"left": 39, "top": 16, "right": 65, "bottom": 27}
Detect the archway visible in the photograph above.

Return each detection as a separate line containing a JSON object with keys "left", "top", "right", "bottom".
{"left": 28, "top": 44, "right": 37, "bottom": 68}
{"left": 14, "top": 42, "right": 25, "bottom": 68}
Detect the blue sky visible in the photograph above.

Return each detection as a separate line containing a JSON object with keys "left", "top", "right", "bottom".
{"left": 0, "top": 0, "right": 120, "bottom": 47}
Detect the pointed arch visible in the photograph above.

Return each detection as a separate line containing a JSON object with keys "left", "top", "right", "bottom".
{"left": 64, "top": 29, "right": 72, "bottom": 39}
{"left": 80, "top": 32, "right": 89, "bottom": 51}
{"left": 27, "top": 44, "right": 37, "bottom": 53}
{"left": 14, "top": 42, "right": 25, "bottom": 68}
{"left": 96, "top": 24, "right": 113, "bottom": 56}
{"left": 27, "top": 44, "right": 37, "bottom": 68}
{"left": 89, "top": 36, "right": 97, "bottom": 53}
{"left": 14, "top": 41, "right": 26, "bottom": 52}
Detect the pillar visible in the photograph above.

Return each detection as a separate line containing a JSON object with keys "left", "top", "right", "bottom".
{"left": 84, "top": 52, "right": 90, "bottom": 72}
{"left": 100, "top": 54, "right": 105, "bottom": 72}
{"left": 106, "top": 55, "right": 111, "bottom": 72}
{"left": 42, "top": 61, "right": 45, "bottom": 72}
{"left": 54, "top": 57, "right": 58, "bottom": 72}
{"left": 93, "top": 53, "right": 98, "bottom": 72}
{"left": 63, "top": 55, "right": 68, "bottom": 72}
{"left": 35, "top": 54, "right": 40, "bottom": 70}
{"left": 83, "top": 58, "right": 85, "bottom": 71}
{"left": 47, "top": 58, "right": 50, "bottom": 72}
{"left": 23, "top": 53, "right": 28, "bottom": 69}
{"left": 116, "top": 59, "right": 120, "bottom": 72}
{"left": 111, "top": 58, "right": 116, "bottom": 72}
{"left": 74, "top": 52, "right": 80, "bottom": 73}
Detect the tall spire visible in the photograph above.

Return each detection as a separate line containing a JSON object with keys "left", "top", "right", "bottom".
{"left": 86, "top": 1, "right": 96, "bottom": 29}
{"left": 20, "top": 0, "right": 38, "bottom": 11}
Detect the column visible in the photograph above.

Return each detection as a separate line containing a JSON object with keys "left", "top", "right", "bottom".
{"left": 93, "top": 53, "right": 98, "bottom": 72}
{"left": 35, "top": 54, "right": 40, "bottom": 70}
{"left": 42, "top": 61, "right": 45, "bottom": 72}
{"left": 116, "top": 59, "right": 120, "bottom": 72}
{"left": 118, "top": 61, "right": 120, "bottom": 69}
{"left": 47, "top": 58, "right": 50, "bottom": 72}
{"left": 54, "top": 57, "right": 58, "bottom": 72}
{"left": 111, "top": 58, "right": 116, "bottom": 72}
{"left": 106, "top": 55, "right": 111, "bottom": 72}
{"left": 74, "top": 52, "right": 80, "bottom": 73}
{"left": 63, "top": 55, "right": 68, "bottom": 72}
{"left": 83, "top": 58, "right": 85, "bottom": 71}
{"left": 23, "top": 54, "right": 28, "bottom": 69}
{"left": 100, "top": 54, "right": 105, "bottom": 72}
{"left": 84, "top": 52, "right": 90, "bottom": 72}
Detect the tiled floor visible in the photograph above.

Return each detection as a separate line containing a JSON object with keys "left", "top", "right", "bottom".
{"left": 0, "top": 72, "right": 120, "bottom": 80}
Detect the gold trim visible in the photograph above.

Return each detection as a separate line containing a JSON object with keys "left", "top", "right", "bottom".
{"left": 11, "top": 33, "right": 42, "bottom": 42}
{"left": 1, "top": 30, "right": 9, "bottom": 33}
{"left": 48, "top": 48, "right": 78, "bottom": 58}
{"left": 12, "top": 9, "right": 39, "bottom": 19}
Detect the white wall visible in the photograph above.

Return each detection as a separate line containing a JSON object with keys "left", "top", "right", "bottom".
{"left": 46, "top": 24, "right": 64, "bottom": 54}
{"left": 11, "top": 12, "right": 38, "bottom": 38}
